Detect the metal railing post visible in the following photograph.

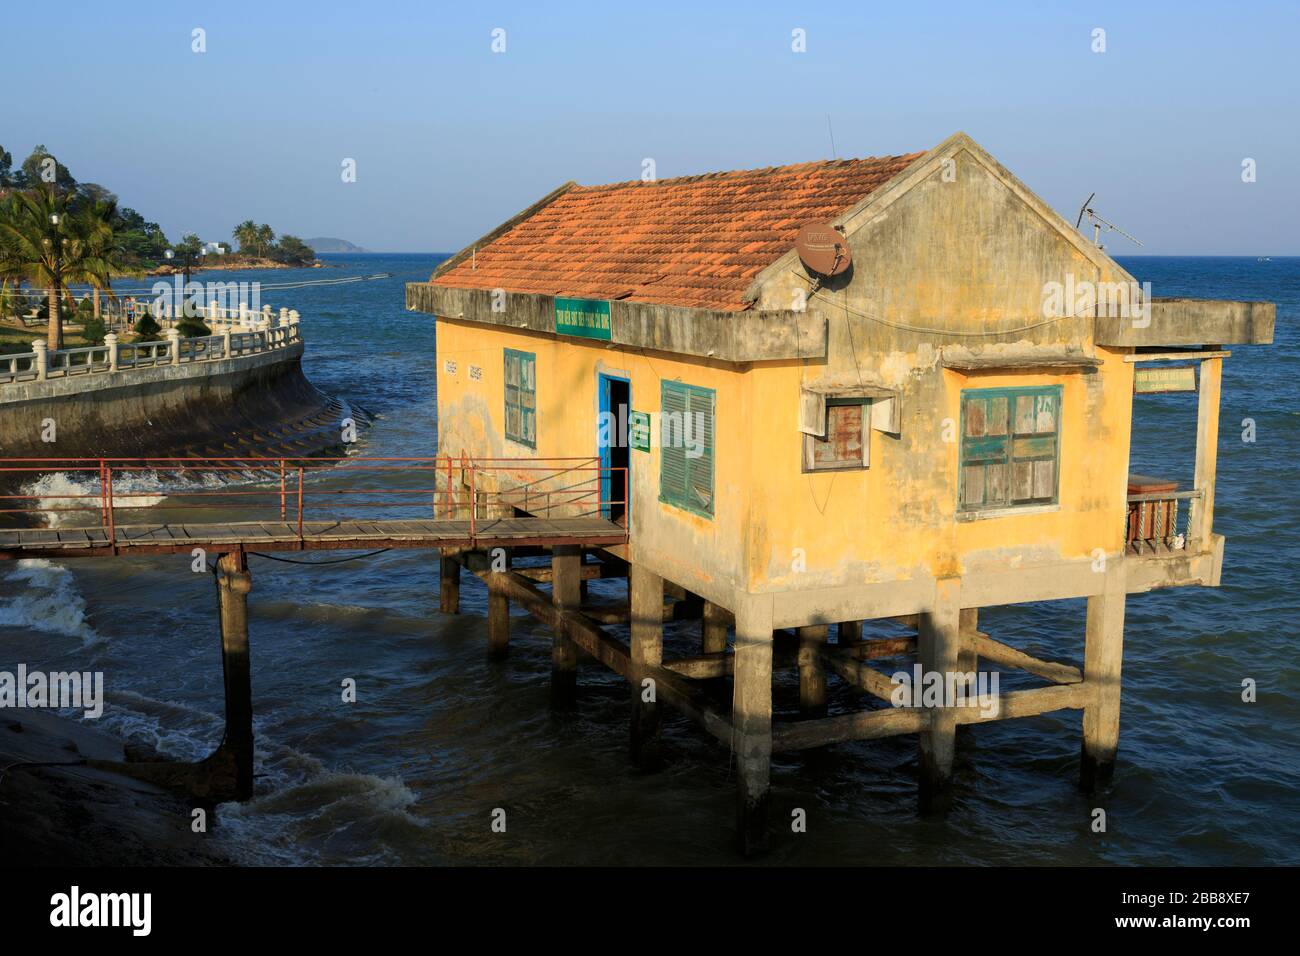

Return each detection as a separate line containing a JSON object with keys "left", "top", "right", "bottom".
{"left": 279, "top": 459, "right": 287, "bottom": 521}
{"left": 468, "top": 466, "right": 477, "bottom": 541}
{"left": 104, "top": 467, "right": 116, "bottom": 546}
{"left": 296, "top": 466, "right": 305, "bottom": 538}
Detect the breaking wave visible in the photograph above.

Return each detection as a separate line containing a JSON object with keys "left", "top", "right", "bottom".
{"left": 0, "top": 558, "right": 98, "bottom": 643}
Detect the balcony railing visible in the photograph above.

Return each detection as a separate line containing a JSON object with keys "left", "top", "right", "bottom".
{"left": 1125, "top": 488, "right": 1202, "bottom": 554}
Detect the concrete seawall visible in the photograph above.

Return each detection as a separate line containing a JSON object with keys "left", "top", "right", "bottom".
{"left": 0, "top": 343, "right": 346, "bottom": 459}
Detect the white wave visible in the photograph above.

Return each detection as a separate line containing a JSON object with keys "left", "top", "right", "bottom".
{"left": 22, "top": 471, "right": 168, "bottom": 528}
{"left": 0, "top": 558, "right": 98, "bottom": 642}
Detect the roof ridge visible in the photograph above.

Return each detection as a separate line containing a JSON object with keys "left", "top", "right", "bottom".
{"left": 574, "top": 151, "right": 926, "bottom": 192}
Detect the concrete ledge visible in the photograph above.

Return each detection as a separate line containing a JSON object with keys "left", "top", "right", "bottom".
{"left": 406, "top": 282, "right": 826, "bottom": 362}
{"left": 1096, "top": 298, "right": 1275, "bottom": 346}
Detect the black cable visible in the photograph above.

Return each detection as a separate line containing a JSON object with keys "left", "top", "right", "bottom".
{"left": 247, "top": 548, "right": 390, "bottom": 566}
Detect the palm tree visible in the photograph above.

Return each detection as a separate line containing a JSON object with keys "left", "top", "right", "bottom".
{"left": 75, "top": 197, "right": 132, "bottom": 322}
{"left": 255, "top": 224, "right": 274, "bottom": 257}
{"left": 0, "top": 186, "right": 92, "bottom": 350}
{"left": 232, "top": 220, "right": 258, "bottom": 255}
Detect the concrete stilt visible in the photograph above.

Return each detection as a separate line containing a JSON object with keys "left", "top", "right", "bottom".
{"left": 550, "top": 545, "right": 581, "bottom": 710}
{"left": 797, "top": 625, "right": 828, "bottom": 717}
{"left": 1081, "top": 565, "right": 1127, "bottom": 790}
{"left": 918, "top": 577, "right": 961, "bottom": 814}
{"left": 702, "top": 600, "right": 729, "bottom": 654}
{"left": 838, "top": 620, "right": 863, "bottom": 644}
{"left": 439, "top": 552, "right": 460, "bottom": 614}
{"left": 486, "top": 549, "right": 511, "bottom": 661}
{"left": 629, "top": 564, "right": 664, "bottom": 767}
{"left": 958, "top": 608, "right": 979, "bottom": 674}
{"left": 732, "top": 595, "right": 774, "bottom": 855}
{"left": 214, "top": 551, "right": 254, "bottom": 800}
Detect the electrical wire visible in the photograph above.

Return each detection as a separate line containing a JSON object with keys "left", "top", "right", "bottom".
{"left": 247, "top": 548, "right": 390, "bottom": 566}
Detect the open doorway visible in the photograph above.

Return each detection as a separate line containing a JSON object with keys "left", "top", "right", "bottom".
{"left": 598, "top": 373, "right": 631, "bottom": 524}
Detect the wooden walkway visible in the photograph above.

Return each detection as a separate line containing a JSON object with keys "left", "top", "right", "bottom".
{"left": 0, "top": 516, "right": 628, "bottom": 559}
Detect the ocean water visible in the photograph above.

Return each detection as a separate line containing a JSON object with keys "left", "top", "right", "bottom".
{"left": 1, "top": 253, "right": 1296, "bottom": 866}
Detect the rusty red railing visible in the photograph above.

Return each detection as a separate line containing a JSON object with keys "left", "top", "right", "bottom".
{"left": 0, "top": 456, "right": 630, "bottom": 535}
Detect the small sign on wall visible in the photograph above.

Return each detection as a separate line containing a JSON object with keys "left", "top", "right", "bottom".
{"left": 555, "top": 298, "right": 612, "bottom": 340}
{"left": 1135, "top": 366, "right": 1196, "bottom": 394}
{"left": 469, "top": 365, "right": 482, "bottom": 381}
{"left": 444, "top": 359, "right": 457, "bottom": 375}
{"left": 629, "top": 410, "right": 651, "bottom": 452}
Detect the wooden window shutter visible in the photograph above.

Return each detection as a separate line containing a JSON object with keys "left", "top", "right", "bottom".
{"left": 799, "top": 389, "right": 826, "bottom": 437}
{"left": 686, "top": 386, "right": 715, "bottom": 515}
{"left": 659, "top": 381, "right": 689, "bottom": 509}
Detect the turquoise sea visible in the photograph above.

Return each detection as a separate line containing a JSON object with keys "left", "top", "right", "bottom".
{"left": 0, "top": 253, "right": 1295, "bottom": 865}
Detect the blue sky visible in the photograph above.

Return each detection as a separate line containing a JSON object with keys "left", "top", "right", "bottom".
{"left": 5, "top": 0, "right": 1296, "bottom": 253}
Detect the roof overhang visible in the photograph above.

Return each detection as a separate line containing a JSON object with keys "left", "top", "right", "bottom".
{"left": 406, "top": 282, "right": 827, "bottom": 363}
{"left": 1095, "top": 298, "right": 1275, "bottom": 347}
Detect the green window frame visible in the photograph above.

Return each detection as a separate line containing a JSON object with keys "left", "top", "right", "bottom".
{"left": 959, "top": 385, "right": 1061, "bottom": 511}
{"left": 504, "top": 349, "right": 536, "bottom": 448}
{"left": 659, "top": 380, "right": 715, "bottom": 518}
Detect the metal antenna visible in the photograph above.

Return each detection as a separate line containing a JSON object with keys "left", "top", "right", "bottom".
{"left": 1075, "top": 193, "right": 1143, "bottom": 249}
{"left": 827, "top": 115, "right": 837, "bottom": 160}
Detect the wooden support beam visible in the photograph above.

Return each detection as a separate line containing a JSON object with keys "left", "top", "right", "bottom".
{"left": 918, "top": 578, "right": 960, "bottom": 813}
{"left": 486, "top": 550, "right": 510, "bottom": 661}
{"left": 954, "top": 682, "right": 1090, "bottom": 725}
{"left": 702, "top": 600, "right": 730, "bottom": 654}
{"left": 1081, "top": 567, "right": 1127, "bottom": 790}
{"left": 773, "top": 706, "right": 928, "bottom": 753}
{"left": 837, "top": 620, "right": 863, "bottom": 643}
{"left": 215, "top": 551, "right": 254, "bottom": 800}
{"left": 663, "top": 652, "right": 732, "bottom": 680}
{"left": 797, "top": 625, "right": 829, "bottom": 717}
{"left": 840, "top": 636, "right": 916, "bottom": 660}
{"left": 550, "top": 545, "right": 581, "bottom": 710}
{"left": 732, "top": 596, "right": 774, "bottom": 856}
{"left": 958, "top": 608, "right": 979, "bottom": 676}
{"left": 439, "top": 552, "right": 460, "bottom": 614}
{"left": 968, "top": 631, "right": 1082, "bottom": 685}
{"left": 820, "top": 645, "right": 896, "bottom": 703}
{"left": 629, "top": 564, "right": 664, "bottom": 768}
{"left": 514, "top": 562, "right": 607, "bottom": 583}
{"left": 470, "top": 566, "right": 732, "bottom": 745}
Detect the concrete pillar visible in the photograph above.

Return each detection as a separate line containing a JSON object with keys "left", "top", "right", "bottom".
{"left": 702, "top": 600, "right": 728, "bottom": 654}
{"left": 797, "top": 624, "right": 828, "bottom": 717}
{"left": 222, "top": 327, "right": 233, "bottom": 358}
{"left": 550, "top": 545, "right": 581, "bottom": 710}
{"left": 279, "top": 307, "right": 289, "bottom": 327}
{"left": 958, "top": 607, "right": 979, "bottom": 684}
{"left": 104, "top": 333, "right": 119, "bottom": 372}
{"left": 439, "top": 553, "right": 460, "bottom": 614}
{"left": 238, "top": 302, "right": 249, "bottom": 326}
{"left": 918, "top": 577, "right": 961, "bottom": 814}
{"left": 629, "top": 564, "right": 664, "bottom": 767}
{"left": 215, "top": 552, "right": 255, "bottom": 800}
{"left": 208, "top": 300, "right": 219, "bottom": 327}
{"left": 1192, "top": 355, "right": 1222, "bottom": 547}
{"left": 486, "top": 548, "right": 510, "bottom": 661}
{"left": 165, "top": 327, "right": 181, "bottom": 364}
{"left": 261, "top": 304, "right": 273, "bottom": 330}
{"left": 1081, "top": 565, "right": 1127, "bottom": 790}
{"left": 732, "top": 594, "right": 774, "bottom": 855}
{"left": 31, "top": 340, "right": 47, "bottom": 381}
{"left": 838, "top": 620, "right": 863, "bottom": 644}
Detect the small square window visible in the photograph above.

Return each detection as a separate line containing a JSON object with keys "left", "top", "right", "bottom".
{"left": 803, "top": 399, "right": 869, "bottom": 471}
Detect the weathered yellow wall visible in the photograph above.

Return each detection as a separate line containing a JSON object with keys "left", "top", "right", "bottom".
{"left": 434, "top": 318, "right": 754, "bottom": 599}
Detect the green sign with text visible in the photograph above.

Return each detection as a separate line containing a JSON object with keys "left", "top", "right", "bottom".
{"left": 555, "top": 298, "right": 612, "bottom": 340}
{"left": 1135, "top": 366, "right": 1197, "bottom": 394}
{"left": 629, "top": 410, "right": 651, "bottom": 452}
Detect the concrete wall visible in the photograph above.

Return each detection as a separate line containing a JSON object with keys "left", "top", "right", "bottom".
{"left": 0, "top": 344, "right": 327, "bottom": 459}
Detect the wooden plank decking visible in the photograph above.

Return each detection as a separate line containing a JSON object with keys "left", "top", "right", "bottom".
{"left": 0, "top": 516, "right": 628, "bottom": 559}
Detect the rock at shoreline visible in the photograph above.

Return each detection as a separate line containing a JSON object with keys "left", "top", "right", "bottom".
{"left": 0, "top": 711, "right": 230, "bottom": 866}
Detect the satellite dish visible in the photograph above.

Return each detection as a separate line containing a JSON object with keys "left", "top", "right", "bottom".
{"left": 795, "top": 222, "right": 851, "bottom": 277}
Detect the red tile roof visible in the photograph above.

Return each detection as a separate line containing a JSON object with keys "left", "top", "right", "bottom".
{"left": 430, "top": 152, "right": 925, "bottom": 311}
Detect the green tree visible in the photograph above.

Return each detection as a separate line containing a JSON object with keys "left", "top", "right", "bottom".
{"left": 172, "top": 233, "right": 203, "bottom": 288}
{"left": 232, "top": 220, "right": 258, "bottom": 255}
{"left": 274, "top": 234, "right": 316, "bottom": 266}
{"left": 255, "top": 223, "right": 274, "bottom": 257}
{"left": 0, "top": 186, "right": 98, "bottom": 349}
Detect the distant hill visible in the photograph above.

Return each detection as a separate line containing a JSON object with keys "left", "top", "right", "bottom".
{"left": 305, "top": 237, "right": 369, "bottom": 253}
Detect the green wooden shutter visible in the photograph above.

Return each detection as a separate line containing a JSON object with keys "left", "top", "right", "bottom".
{"left": 504, "top": 349, "right": 536, "bottom": 448}
{"left": 660, "top": 381, "right": 689, "bottom": 509}
{"left": 960, "top": 386, "right": 1060, "bottom": 510}
{"left": 685, "top": 386, "right": 714, "bottom": 515}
